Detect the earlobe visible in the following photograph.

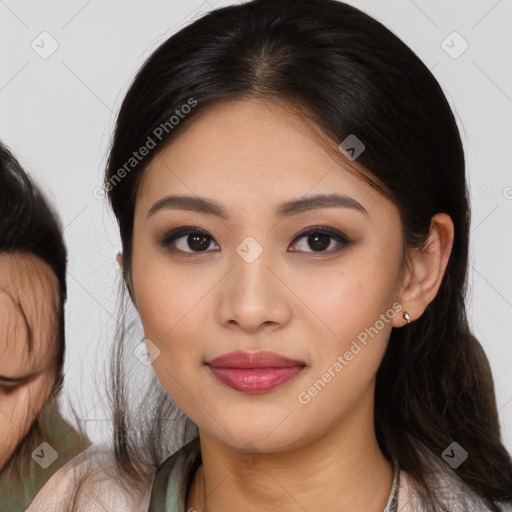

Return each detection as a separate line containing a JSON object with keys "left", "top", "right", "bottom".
{"left": 116, "top": 252, "right": 124, "bottom": 268}
{"left": 392, "top": 213, "right": 454, "bottom": 327}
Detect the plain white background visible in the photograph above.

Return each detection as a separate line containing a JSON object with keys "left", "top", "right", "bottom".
{"left": 1, "top": 0, "right": 511, "bottom": 455}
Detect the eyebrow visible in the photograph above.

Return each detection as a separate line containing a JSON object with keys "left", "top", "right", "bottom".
{"left": 147, "top": 193, "right": 368, "bottom": 219}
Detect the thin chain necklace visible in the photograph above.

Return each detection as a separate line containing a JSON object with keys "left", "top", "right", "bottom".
{"left": 384, "top": 459, "right": 400, "bottom": 512}
{"left": 193, "top": 459, "right": 400, "bottom": 512}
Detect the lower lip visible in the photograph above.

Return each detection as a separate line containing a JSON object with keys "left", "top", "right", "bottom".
{"left": 207, "top": 366, "right": 305, "bottom": 393}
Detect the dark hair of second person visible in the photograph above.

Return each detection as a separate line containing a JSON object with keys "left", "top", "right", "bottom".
{"left": 0, "top": 141, "right": 91, "bottom": 510}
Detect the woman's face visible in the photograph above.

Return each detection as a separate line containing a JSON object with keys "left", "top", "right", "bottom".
{"left": 0, "top": 253, "right": 59, "bottom": 470}
{"left": 131, "top": 98, "right": 406, "bottom": 453}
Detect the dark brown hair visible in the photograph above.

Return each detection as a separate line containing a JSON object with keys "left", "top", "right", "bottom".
{"left": 0, "top": 141, "right": 87, "bottom": 509}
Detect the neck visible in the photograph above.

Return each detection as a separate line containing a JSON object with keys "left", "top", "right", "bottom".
{"left": 187, "top": 395, "right": 394, "bottom": 511}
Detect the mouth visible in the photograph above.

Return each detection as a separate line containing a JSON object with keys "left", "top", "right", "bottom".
{"left": 205, "top": 350, "right": 307, "bottom": 394}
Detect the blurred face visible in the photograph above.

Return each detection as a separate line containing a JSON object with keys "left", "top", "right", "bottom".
{"left": 0, "top": 253, "right": 59, "bottom": 470}
{"left": 131, "top": 98, "right": 406, "bottom": 453}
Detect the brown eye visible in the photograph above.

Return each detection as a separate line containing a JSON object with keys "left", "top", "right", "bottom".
{"left": 184, "top": 233, "right": 214, "bottom": 251}
{"left": 289, "top": 227, "right": 351, "bottom": 254}
{"left": 159, "top": 227, "right": 220, "bottom": 254}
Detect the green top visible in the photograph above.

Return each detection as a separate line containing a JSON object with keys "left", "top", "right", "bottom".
{"left": 148, "top": 437, "right": 202, "bottom": 512}
{"left": 0, "top": 398, "right": 91, "bottom": 512}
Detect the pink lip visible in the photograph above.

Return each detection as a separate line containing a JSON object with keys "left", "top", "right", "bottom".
{"left": 206, "top": 350, "right": 307, "bottom": 394}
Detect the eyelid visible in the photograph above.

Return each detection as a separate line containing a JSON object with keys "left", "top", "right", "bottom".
{"left": 158, "top": 226, "right": 220, "bottom": 255}
{"left": 0, "top": 378, "right": 23, "bottom": 388}
{"left": 158, "top": 226, "right": 211, "bottom": 245}
{"left": 292, "top": 225, "right": 350, "bottom": 241}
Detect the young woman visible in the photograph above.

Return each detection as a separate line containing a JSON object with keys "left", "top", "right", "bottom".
{"left": 0, "top": 141, "right": 91, "bottom": 510}
{"left": 28, "top": 0, "right": 512, "bottom": 510}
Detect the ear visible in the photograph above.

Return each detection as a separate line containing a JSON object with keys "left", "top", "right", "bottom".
{"left": 392, "top": 213, "right": 454, "bottom": 327}
{"left": 116, "top": 251, "right": 136, "bottom": 304}
{"left": 116, "top": 252, "right": 137, "bottom": 306}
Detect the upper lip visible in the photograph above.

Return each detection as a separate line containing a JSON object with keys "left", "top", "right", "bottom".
{"left": 206, "top": 350, "right": 306, "bottom": 369}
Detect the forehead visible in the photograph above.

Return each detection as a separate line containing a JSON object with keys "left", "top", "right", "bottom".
{"left": 138, "top": 98, "right": 387, "bottom": 216}
{"left": 0, "top": 252, "right": 59, "bottom": 370}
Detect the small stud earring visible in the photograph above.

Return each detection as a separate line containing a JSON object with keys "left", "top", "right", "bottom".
{"left": 403, "top": 311, "right": 411, "bottom": 325}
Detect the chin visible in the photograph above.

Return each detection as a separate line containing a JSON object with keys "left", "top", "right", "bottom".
{"left": 201, "top": 419, "right": 308, "bottom": 455}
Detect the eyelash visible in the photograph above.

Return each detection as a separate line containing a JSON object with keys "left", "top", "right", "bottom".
{"left": 158, "top": 225, "right": 351, "bottom": 256}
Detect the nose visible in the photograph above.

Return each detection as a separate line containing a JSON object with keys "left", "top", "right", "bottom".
{"left": 215, "top": 245, "right": 292, "bottom": 333}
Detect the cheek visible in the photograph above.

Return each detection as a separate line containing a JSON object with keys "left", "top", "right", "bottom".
{"left": 132, "top": 253, "right": 212, "bottom": 409}
{"left": 296, "top": 245, "right": 402, "bottom": 343}
{"left": 0, "top": 389, "right": 39, "bottom": 469}
{"left": 0, "top": 393, "right": 28, "bottom": 469}
{"left": 132, "top": 236, "right": 216, "bottom": 356}
{"left": 291, "top": 244, "right": 403, "bottom": 406}
{"left": 134, "top": 265, "right": 208, "bottom": 343}
{"left": 0, "top": 372, "right": 55, "bottom": 470}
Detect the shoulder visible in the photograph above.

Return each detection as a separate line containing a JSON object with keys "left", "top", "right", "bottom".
{"left": 26, "top": 445, "right": 153, "bottom": 512}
